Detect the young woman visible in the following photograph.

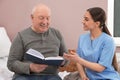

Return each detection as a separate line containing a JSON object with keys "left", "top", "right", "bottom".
{"left": 64, "top": 7, "right": 120, "bottom": 80}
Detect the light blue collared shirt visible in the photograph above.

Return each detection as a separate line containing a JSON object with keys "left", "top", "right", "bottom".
{"left": 77, "top": 32, "right": 120, "bottom": 80}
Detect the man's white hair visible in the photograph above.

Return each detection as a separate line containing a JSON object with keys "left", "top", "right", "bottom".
{"left": 31, "top": 3, "right": 51, "bottom": 15}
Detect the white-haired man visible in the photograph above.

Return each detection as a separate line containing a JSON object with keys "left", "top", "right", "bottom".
{"left": 7, "top": 4, "right": 67, "bottom": 80}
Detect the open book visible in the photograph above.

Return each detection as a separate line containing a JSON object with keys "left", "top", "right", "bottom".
{"left": 25, "top": 48, "right": 64, "bottom": 66}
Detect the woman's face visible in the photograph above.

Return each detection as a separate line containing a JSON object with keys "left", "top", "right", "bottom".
{"left": 82, "top": 11, "right": 97, "bottom": 31}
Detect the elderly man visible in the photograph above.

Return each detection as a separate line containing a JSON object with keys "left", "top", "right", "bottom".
{"left": 7, "top": 4, "right": 67, "bottom": 80}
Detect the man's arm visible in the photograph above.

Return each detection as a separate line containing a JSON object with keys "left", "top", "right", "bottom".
{"left": 7, "top": 32, "right": 31, "bottom": 74}
{"left": 55, "top": 30, "right": 68, "bottom": 66}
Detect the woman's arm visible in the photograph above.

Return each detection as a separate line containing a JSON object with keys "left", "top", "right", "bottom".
{"left": 64, "top": 53, "right": 105, "bottom": 72}
{"left": 78, "top": 57, "right": 105, "bottom": 72}
{"left": 77, "top": 63, "right": 89, "bottom": 80}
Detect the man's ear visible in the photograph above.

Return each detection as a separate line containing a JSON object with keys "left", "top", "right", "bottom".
{"left": 31, "top": 14, "right": 34, "bottom": 19}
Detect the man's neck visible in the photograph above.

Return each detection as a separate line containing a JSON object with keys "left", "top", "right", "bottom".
{"left": 31, "top": 26, "right": 45, "bottom": 33}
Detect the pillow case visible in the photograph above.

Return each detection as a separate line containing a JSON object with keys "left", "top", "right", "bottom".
{"left": 0, "top": 27, "right": 11, "bottom": 57}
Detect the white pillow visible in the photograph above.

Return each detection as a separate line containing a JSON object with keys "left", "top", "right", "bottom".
{"left": 0, "top": 27, "right": 11, "bottom": 57}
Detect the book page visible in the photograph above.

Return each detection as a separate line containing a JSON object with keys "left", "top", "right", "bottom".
{"left": 26, "top": 48, "right": 44, "bottom": 59}
{"left": 45, "top": 56, "right": 64, "bottom": 60}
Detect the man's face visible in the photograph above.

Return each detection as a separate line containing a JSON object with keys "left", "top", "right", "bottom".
{"left": 31, "top": 8, "right": 51, "bottom": 33}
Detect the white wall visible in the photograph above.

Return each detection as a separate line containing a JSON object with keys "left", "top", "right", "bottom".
{"left": 0, "top": 0, "right": 107, "bottom": 49}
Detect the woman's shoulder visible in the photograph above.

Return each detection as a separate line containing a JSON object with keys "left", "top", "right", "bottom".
{"left": 79, "top": 33, "right": 90, "bottom": 40}
{"left": 102, "top": 33, "right": 114, "bottom": 44}
{"left": 102, "top": 33, "right": 113, "bottom": 41}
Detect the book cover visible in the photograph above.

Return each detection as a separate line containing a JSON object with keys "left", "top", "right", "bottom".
{"left": 25, "top": 48, "right": 64, "bottom": 66}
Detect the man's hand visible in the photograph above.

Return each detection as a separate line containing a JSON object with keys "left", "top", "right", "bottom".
{"left": 30, "top": 63, "right": 48, "bottom": 73}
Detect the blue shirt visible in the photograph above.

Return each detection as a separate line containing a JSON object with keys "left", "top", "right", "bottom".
{"left": 77, "top": 32, "right": 120, "bottom": 80}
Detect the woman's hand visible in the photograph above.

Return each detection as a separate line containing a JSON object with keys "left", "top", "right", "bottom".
{"left": 81, "top": 76, "right": 89, "bottom": 80}
{"left": 30, "top": 63, "right": 48, "bottom": 73}
{"left": 63, "top": 51, "right": 80, "bottom": 62}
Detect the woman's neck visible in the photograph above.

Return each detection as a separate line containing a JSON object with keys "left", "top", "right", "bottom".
{"left": 90, "top": 28, "right": 102, "bottom": 40}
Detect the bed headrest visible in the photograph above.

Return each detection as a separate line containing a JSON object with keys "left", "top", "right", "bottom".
{"left": 0, "top": 27, "right": 11, "bottom": 57}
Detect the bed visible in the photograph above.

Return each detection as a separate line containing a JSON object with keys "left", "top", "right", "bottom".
{"left": 0, "top": 27, "right": 120, "bottom": 80}
{"left": 0, "top": 27, "right": 13, "bottom": 80}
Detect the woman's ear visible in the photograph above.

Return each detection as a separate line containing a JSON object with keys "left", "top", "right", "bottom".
{"left": 95, "top": 21, "right": 100, "bottom": 27}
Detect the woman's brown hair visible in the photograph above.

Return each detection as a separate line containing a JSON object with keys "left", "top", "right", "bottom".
{"left": 87, "top": 7, "right": 118, "bottom": 71}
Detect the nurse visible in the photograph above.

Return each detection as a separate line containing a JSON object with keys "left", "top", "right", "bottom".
{"left": 64, "top": 7, "right": 120, "bottom": 80}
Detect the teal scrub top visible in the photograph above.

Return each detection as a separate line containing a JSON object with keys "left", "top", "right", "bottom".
{"left": 77, "top": 32, "right": 120, "bottom": 80}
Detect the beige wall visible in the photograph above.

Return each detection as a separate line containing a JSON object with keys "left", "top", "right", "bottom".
{"left": 0, "top": 0, "right": 107, "bottom": 49}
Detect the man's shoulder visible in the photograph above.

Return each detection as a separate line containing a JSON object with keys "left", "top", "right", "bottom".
{"left": 49, "top": 27, "right": 59, "bottom": 32}
{"left": 49, "top": 27, "right": 61, "bottom": 35}
{"left": 19, "top": 27, "right": 31, "bottom": 35}
{"left": 16, "top": 27, "right": 32, "bottom": 39}
{"left": 49, "top": 27, "right": 62, "bottom": 39}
